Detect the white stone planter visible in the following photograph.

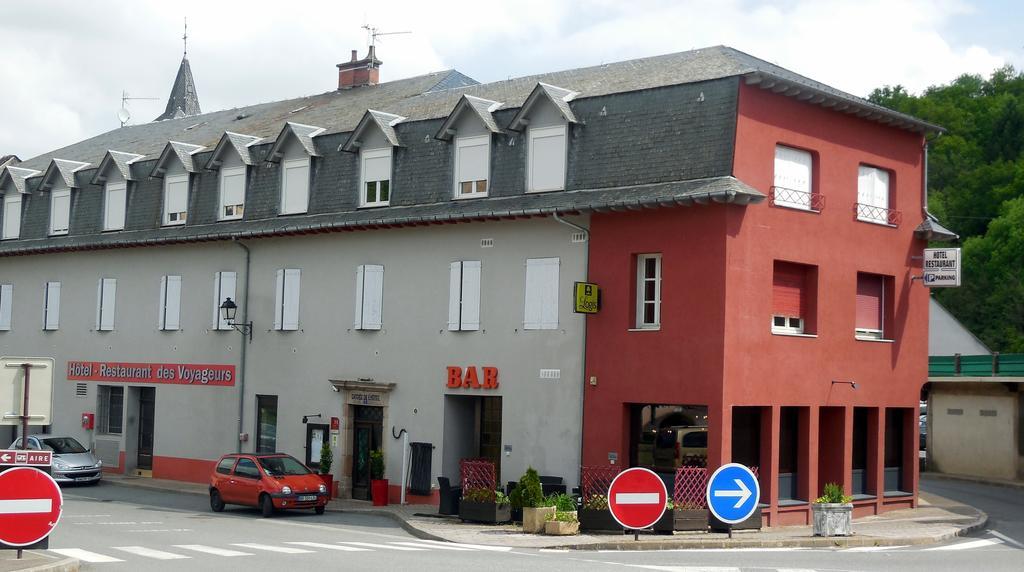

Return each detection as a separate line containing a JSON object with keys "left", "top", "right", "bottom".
{"left": 522, "top": 506, "right": 556, "bottom": 533}
{"left": 812, "top": 502, "right": 853, "bottom": 536}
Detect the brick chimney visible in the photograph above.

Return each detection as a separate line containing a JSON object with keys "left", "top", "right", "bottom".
{"left": 337, "top": 46, "right": 382, "bottom": 89}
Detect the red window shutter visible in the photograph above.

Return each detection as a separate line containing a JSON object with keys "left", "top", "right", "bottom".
{"left": 773, "top": 263, "right": 806, "bottom": 317}
{"left": 856, "top": 274, "right": 883, "bottom": 330}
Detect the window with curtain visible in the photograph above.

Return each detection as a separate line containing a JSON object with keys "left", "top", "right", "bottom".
{"left": 773, "top": 145, "right": 814, "bottom": 210}
{"left": 857, "top": 165, "right": 891, "bottom": 224}
{"left": 855, "top": 272, "right": 885, "bottom": 339}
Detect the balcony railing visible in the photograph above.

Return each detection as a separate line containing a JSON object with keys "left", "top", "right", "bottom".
{"left": 855, "top": 203, "right": 902, "bottom": 226}
{"left": 769, "top": 186, "right": 824, "bottom": 212}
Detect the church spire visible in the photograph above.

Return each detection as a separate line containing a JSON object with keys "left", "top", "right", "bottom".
{"left": 155, "top": 19, "right": 201, "bottom": 121}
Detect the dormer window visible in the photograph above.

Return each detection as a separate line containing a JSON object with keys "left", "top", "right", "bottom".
{"left": 527, "top": 125, "right": 567, "bottom": 193}
{"left": 2, "top": 192, "right": 21, "bottom": 240}
{"left": 104, "top": 181, "right": 127, "bottom": 231}
{"left": 49, "top": 186, "right": 71, "bottom": 235}
{"left": 281, "top": 158, "right": 310, "bottom": 215}
{"left": 39, "top": 159, "right": 88, "bottom": 236}
{"left": 266, "top": 123, "right": 323, "bottom": 217}
{"left": 220, "top": 166, "right": 245, "bottom": 220}
{"left": 204, "top": 132, "right": 260, "bottom": 222}
{"left": 163, "top": 174, "right": 189, "bottom": 225}
{"left": 455, "top": 135, "right": 489, "bottom": 198}
{"left": 92, "top": 150, "right": 143, "bottom": 232}
{"left": 361, "top": 148, "right": 391, "bottom": 207}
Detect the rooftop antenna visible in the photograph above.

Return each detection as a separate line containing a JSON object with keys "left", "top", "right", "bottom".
{"left": 361, "top": 24, "right": 411, "bottom": 51}
{"left": 182, "top": 17, "right": 188, "bottom": 57}
{"left": 118, "top": 90, "right": 159, "bottom": 127}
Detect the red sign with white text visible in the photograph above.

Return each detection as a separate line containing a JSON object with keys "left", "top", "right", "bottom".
{"left": 67, "top": 361, "right": 235, "bottom": 386}
{"left": 0, "top": 450, "right": 52, "bottom": 467}
{"left": 0, "top": 467, "right": 63, "bottom": 546}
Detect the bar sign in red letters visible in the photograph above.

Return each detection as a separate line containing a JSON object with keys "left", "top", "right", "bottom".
{"left": 67, "top": 361, "right": 235, "bottom": 386}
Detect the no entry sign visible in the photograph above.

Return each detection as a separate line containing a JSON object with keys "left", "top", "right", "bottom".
{"left": 607, "top": 467, "right": 668, "bottom": 530}
{"left": 0, "top": 467, "right": 63, "bottom": 547}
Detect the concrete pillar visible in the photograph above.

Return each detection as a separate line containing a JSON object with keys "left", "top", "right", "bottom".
{"left": 708, "top": 402, "right": 732, "bottom": 471}
{"left": 869, "top": 407, "right": 883, "bottom": 511}
{"left": 801, "top": 407, "right": 819, "bottom": 502}
{"left": 760, "top": 405, "right": 780, "bottom": 523}
{"left": 903, "top": 406, "right": 919, "bottom": 507}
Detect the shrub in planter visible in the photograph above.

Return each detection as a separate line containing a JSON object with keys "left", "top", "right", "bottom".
{"left": 812, "top": 482, "right": 853, "bottom": 537}
{"left": 370, "top": 450, "right": 388, "bottom": 506}
{"left": 579, "top": 493, "right": 620, "bottom": 531}
{"left": 459, "top": 488, "right": 512, "bottom": 524}
{"left": 519, "top": 468, "right": 553, "bottom": 533}
{"left": 544, "top": 509, "right": 580, "bottom": 536}
{"left": 318, "top": 441, "right": 334, "bottom": 498}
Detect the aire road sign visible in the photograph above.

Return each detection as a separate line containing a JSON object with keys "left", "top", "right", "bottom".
{"left": 0, "top": 467, "right": 63, "bottom": 547}
{"left": 706, "top": 463, "right": 760, "bottom": 525}
{"left": 607, "top": 467, "right": 668, "bottom": 530}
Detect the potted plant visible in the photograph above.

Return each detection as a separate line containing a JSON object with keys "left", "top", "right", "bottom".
{"left": 518, "top": 468, "right": 553, "bottom": 533}
{"left": 458, "top": 487, "right": 512, "bottom": 523}
{"left": 579, "top": 493, "right": 620, "bottom": 531}
{"left": 318, "top": 440, "right": 334, "bottom": 498}
{"left": 544, "top": 509, "right": 580, "bottom": 536}
{"left": 370, "top": 449, "right": 388, "bottom": 506}
{"left": 812, "top": 482, "right": 853, "bottom": 537}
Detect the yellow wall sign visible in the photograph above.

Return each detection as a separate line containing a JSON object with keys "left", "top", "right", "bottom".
{"left": 574, "top": 282, "right": 600, "bottom": 314}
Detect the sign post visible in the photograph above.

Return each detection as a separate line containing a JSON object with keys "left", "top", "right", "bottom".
{"left": 706, "top": 463, "right": 761, "bottom": 539}
{"left": 0, "top": 467, "right": 63, "bottom": 553}
{"left": 607, "top": 467, "right": 668, "bottom": 540}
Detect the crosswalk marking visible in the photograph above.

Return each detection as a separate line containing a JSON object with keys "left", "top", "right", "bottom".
{"left": 338, "top": 541, "right": 427, "bottom": 551}
{"left": 403, "top": 539, "right": 514, "bottom": 552}
{"left": 49, "top": 548, "right": 124, "bottom": 563}
{"left": 391, "top": 541, "right": 475, "bottom": 551}
{"left": 231, "top": 543, "right": 315, "bottom": 554}
{"left": 113, "top": 546, "right": 190, "bottom": 560}
{"left": 285, "top": 541, "right": 370, "bottom": 551}
{"left": 924, "top": 538, "right": 1004, "bottom": 551}
{"left": 174, "top": 544, "right": 253, "bottom": 557}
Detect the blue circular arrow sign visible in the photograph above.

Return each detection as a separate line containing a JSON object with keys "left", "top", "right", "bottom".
{"left": 705, "top": 463, "right": 760, "bottom": 525}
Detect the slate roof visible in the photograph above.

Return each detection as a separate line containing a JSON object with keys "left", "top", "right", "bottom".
{"left": 205, "top": 132, "right": 264, "bottom": 169}
{"left": 0, "top": 176, "right": 762, "bottom": 256}
{"left": 434, "top": 95, "right": 503, "bottom": 141}
{"left": 16, "top": 45, "right": 941, "bottom": 173}
{"left": 0, "top": 166, "right": 41, "bottom": 194}
{"left": 267, "top": 122, "right": 325, "bottom": 161}
{"left": 341, "top": 110, "right": 405, "bottom": 152}
{"left": 155, "top": 56, "right": 201, "bottom": 121}
{"left": 150, "top": 141, "right": 205, "bottom": 176}
{"left": 39, "top": 158, "right": 90, "bottom": 190}
{"left": 91, "top": 150, "right": 145, "bottom": 183}
{"left": 509, "top": 83, "right": 578, "bottom": 131}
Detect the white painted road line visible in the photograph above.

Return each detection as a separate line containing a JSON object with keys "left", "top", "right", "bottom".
{"left": 113, "top": 546, "right": 191, "bottom": 560}
{"left": 391, "top": 541, "right": 475, "bottom": 551}
{"left": 924, "top": 538, "right": 1004, "bottom": 551}
{"left": 406, "top": 539, "right": 514, "bottom": 552}
{"left": 338, "top": 541, "right": 427, "bottom": 551}
{"left": 0, "top": 498, "right": 52, "bottom": 513}
{"left": 174, "top": 544, "right": 253, "bottom": 557}
{"left": 625, "top": 565, "right": 741, "bottom": 572}
{"left": 989, "top": 530, "right": 1024, "bottom": 549}
{"left": 615, "top": 492, "right": 661, "bottom": 504}
{"left": 844, "top": 545, "right": 908, "bottom": 552}
{"left": 231, "top": 543, "right": 315, "bottom": 554}
{"left": 285, "top": 541, "right": 370, "bottom": 551}
{"left": 49, "top": 549, "right": 124, "bottom": 563}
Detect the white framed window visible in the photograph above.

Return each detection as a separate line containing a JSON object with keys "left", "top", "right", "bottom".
{"left": 772, "top": 261, "right": 811, "bottom": 335}
{"left": 855, "top": 272, "right": 885, "bottom": 339}
{"left": 2, "top": 193, "right": 22, "bottom": 239}
{"left": 857, "top": 165, "right": 891, "bottom": 224}
{"left": 273, "top": 268, "right": 301, "bottom": 331}
{"left": 773, "top": 145, "right": 814, "bottom": 210}
{"left": 219, "top": 166, "right": 246, "bottom": 220}
{"left": 524, "top": 257, "right": 559, "bottom": 330}
{"left": 158, "top": 275, "right": 182, "bottom": 331}
{"left": 636, "top": 254, "right": 662, "bottom": 328}
{"left": 0, "top": 283, "right": 12, "bottom": 331}
{"left": 212, "top": 271, "right": 237, "bottom": 330}
{"left": 95, "top": 278, "right": 117, "bottom": 331}
{"left": 361, "top": 148, "right": 392, "bottom": 207}
{"left": 454, "top": 135, "right": 489, "bottom": 198}
{"left": 448, "top": 260, "right": 481, "bottom": 331}
{"left": 43, "top": 281, "right": 60, "bottom": 331}
{"left": 527, "top": 125, "right": 567, "bottom": 193}
{"left": 49, "top": 188, "right": 71, "bottom": 235}
{"left": 281, "top": 158, "right": 310, "bottom": 215}
{"left": 163, "top": 174, "right": 189, "bottom": 226}
{"left": 103, "top": 182, "right": 127, "bottom": 231}
{"left": 354, "top": 264, "right": 384, "bottom": 330}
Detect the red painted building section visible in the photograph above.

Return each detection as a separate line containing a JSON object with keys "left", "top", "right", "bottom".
{"left": 583, "top": 83, "right": 927, "bottom": 526}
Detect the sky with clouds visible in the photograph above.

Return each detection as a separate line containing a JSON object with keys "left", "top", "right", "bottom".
{"left": 0, "top": 0, "right": 1019, "bottom": 160}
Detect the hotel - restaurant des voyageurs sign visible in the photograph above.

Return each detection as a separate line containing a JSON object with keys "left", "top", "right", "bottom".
{"left": 67, "top": 361, "right": 235, "bottom": 386}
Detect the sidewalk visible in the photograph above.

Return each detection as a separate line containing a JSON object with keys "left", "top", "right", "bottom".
{"left": 100, "top": 473, "right": 988, "bottom": 550}
{"left": 0, "top": 551, "right": 76, "bottom": 572}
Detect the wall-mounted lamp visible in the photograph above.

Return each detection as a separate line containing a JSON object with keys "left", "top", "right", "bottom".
{"left": 302, "top": 414, "right": 322, "bottom": 424}
{"left": 831, "top": 380, "right": 858, "bottom": 389}
{"left": 219, "top": 297, "right": 253, "bottom": 342}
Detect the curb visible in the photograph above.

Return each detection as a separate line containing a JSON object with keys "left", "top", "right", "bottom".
{"left": 103, "top": 478, "right": 206, "bottom": 497}
{"left": 323, "top": 507, "right": 449, "bottom": 543}
{"left": 3, "top": 557, "right": 79, "bottom": 572}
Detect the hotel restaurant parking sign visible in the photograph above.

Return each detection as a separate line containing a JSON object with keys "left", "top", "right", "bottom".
{"left": 923, "top": 248, "right": 961, "bottom": 288}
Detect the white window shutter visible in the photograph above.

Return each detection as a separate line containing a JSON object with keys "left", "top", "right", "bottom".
{"left": 448, "top": 262, "right": 462, "bottom": 331}
{"left": 457, "top": 137, "right": 489, "bottom": 183}
{"left": 0, "top": 284, "right": 13, "bottom": 330}
{"left": 461, "top": 261, "right": 481, "bottom": 331}
{"left": 354, "top": 265, "right": 366, "bottom": 329}
{"left": 164, "top": 275, "right": 181, "bottom": 331}
{"left": 274, "top": 269, "right": 285, "bottom": 330}
{"left": 524, "top": 260, "right": 542, "bottom": 329}
{"left": 3, "top": 194, "right": 22, "bottom": 239}
{"left": 220, "top": 167, "right": 246, "bottom": 216}
{"left": 282, "top": 269, "right": 301, "bottom": 331}
{"left": 213, "top": 271, "right": 236, "bottom": 330}
{"left": 98, "top": 278, "right": 116, "bottom": 331}
{"left": 159, "top": 276, "right": 168, "bottom": 329}
{"left": 44, "top": 282, "right": 60, "bottom": 331}
{"left": 362, "top": 265, "right": 384, "bottom": 330}
{"left": 540, "top": 258, "right": 559, "bottom": 328}
{"left": 525, "top": 258, "right": 559, "bottom": 330}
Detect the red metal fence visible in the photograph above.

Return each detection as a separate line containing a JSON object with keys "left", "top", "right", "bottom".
{"left": 459, "top": 458, "right": 496, "bottom": 492}
{"left": 580, "top": 465, "right": 621, "bottom": 501}
{"left": 672, "top": 465, "right": 759, "bottom": 508}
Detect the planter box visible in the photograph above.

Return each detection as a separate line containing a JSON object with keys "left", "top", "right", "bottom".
{"left": 653, "top": 510, "right": 674, "bottom": 534}
{"left": 812, "top": 503, "right": 853, "bottom": 536}
{"left": 709, "top": 509, "right": 762, "bottom": 532}
{"left": 579, "top": 508, "right": 619, "bottom": 531}
{"left": 544, "top": 519, "right": 580, "bottom": 536}
{"left": 371, "top": 479, "right": 389, "bottom": 506}
{"left": 522, "top": 506, "right": 556, "bottom": 533}
{"left": 318, "top": 474, "right": 334, "bottom": 498}
{"left": 459, "top": 500, "right": 512, "bottom": 524}
{"left": 673, "top": 509, "right": 708, "bottom": 532}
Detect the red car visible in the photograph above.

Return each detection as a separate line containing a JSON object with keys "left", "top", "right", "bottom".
{"left": 209, "top": 453, "right": 329, "bottom": 517}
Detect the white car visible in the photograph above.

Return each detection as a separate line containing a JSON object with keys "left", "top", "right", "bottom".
{"left": 10, "top": 435, "right": 102, "bottom": 484}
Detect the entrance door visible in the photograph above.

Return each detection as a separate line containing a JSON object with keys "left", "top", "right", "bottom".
{"left": 137, "top": 387, "right": 155, "bottom": 470}
{"left": 305, "top": 423, "right": 329, "bottom": 470}
{"left": 351, "top": 406, "right": 382, "bottom": 500}
{"left": 479, "top": 397, "right": 502, "bottom": 483}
